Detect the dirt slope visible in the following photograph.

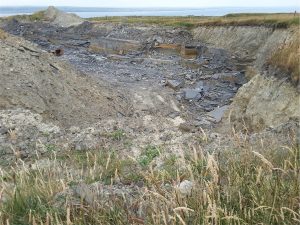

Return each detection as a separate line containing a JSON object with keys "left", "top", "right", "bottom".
{"left": 0, "top": 33, "right": 125, "bottom": 128}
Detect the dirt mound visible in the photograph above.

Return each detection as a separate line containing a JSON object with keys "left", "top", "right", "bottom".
{"left": 44, "top": 6, "right": 84, "bottom": 27}
{"left": 0, "top": 34, "right": 124, "bottom": 128}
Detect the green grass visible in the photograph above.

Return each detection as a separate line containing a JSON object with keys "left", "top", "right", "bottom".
{"left": 89, "top": 13, "right": 300, "bottom": 28}
{"left": 0, "top": 129, "right": 298, "bottom": 224}
{"left": 138, "top": 145, "right": 161, "bottom": 167}
{"left": 5, "top": 10, "right": 45, "bottom": 22}
{"left": 109, "top": 129, "right": 127, "bottom": 141}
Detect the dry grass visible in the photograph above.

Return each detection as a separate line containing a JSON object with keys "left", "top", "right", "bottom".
{"left": 0, "top": 129, "right": 299, "bottom": 225}
{"left": 268, "top": 29, "right": 300, "bottom": 84}
{"left": 5, "top": 10, "right": 45, "bottom": 22}
{"left": 0, "top": 29, "right": 7, "bottom": 40}
{"left": 90, "top": 13, "right": 300, "bottom": 29}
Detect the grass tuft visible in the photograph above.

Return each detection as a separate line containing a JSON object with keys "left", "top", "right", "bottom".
{"left": 0, "top": 29, "right": 8, "bottom": 40}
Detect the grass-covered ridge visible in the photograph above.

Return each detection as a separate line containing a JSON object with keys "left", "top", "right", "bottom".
{"left": 90, "top": 13, "right": 300, "bottom": 28}
{"left": 0, "top": 131, "right": 299, "bottom": 224}
{"left": 5, "top": 10, "right": 45, "bottom": 22}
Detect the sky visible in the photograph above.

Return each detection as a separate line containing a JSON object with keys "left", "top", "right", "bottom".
{"left": 0, "top": 0, "right": 299, "bottom": 8}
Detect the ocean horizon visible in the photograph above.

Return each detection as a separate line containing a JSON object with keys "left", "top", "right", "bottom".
{"left": 0, "top": 6, "right": 299, "bottom": 18}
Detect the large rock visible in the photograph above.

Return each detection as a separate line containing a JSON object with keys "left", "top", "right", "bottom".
{"left": 44, "top": 6, "right": 84, "bottom": 27}
{"left": 227, "top": 74, "right": 300, "bottom": 131}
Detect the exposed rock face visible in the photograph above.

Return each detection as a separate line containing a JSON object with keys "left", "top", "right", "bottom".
{"left": 227, "top": 74, "right": 299, "bottom": 132}
{"left": 44, "top": 6, "right": 84, "bottom": 27}
{"left": 192, "top": 26, "right": 295, "bottom": 72}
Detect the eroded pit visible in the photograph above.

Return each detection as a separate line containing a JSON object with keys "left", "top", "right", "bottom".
{"left": 1, "top": 20, "right": 249, "bottom": 130}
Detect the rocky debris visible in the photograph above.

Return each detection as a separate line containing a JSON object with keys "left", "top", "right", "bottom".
{"left": 211, "top": 72, "right": 247, "bottom": 85}
{"left": 44, "top": 6, "right": 84, "bottom": 27}
{"left": 183, "top": 88, "right": 202, "bottom": 101}
{"left": 166, "top": 79, "right": 184, "bottom": 90}
{"left": 0, "top": 16, "right": 268, "bottom": 166}
{"left": 207, "top": 106, "right": 229, "bottom": 123}
{"left": 0, "top": 19, "right": 249, "bottom": 135}
{"left": 194, "top": 117, "right": 212, "bottom": 127}
{"left": 0, "top": 109, "right": 61, "bottom": 164}
{"left": 53, "top": 181, "right": 146, "bottom": 218}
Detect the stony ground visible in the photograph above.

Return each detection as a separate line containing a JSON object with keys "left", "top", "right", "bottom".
{"left": 0, "top": 17, "right": 250, "bottom": 166}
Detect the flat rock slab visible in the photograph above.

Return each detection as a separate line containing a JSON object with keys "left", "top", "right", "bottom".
{"left": 207, "top": 105, "right": 229, "bottom": 123}
{"left": 184, "top": 89, "right": 201, "bottom": 100}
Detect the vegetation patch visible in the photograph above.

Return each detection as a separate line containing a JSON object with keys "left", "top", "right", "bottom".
{"left": 6, "top": 10, "right": 45, "bottom": 22}
{"left": 138, "top": 145, "right": 161, "bottom": 167}
{"left": 268, "top": 30, "right": 300, "bottom": 85}
{"left": 90, "top": 13, "right": 300, "bottom": 28}
{"left": 0, "top": 135, "right": 299, "bottom": 224}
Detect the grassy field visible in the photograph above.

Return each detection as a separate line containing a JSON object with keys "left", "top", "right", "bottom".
{"left": 0, "top": 129, "right": 299, "bottom": 224}
{"left": 89, "top": 13, "right": 300, "bottom": 28}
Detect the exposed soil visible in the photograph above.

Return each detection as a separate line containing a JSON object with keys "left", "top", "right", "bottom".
{"left": 0, "top": 16, "right": 253, "bottom": 164}
{"left": 2, "top": 9, "right": 297, "bottom": 168}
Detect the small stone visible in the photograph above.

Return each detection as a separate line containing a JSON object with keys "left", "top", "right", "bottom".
{"left": 168, "top": 111, "right": 180, "bottom": 119}
{"left": 185, "top": 74, "right": 193, "bottom": 80}
{"left": 210, "top": 132, "right": 220, "bottom": 139}
{"left": 0, "top": 127, "right": 8, "bottom": 135}
{"left": 184, "top": 89, "right": 201, "bottom": 100}
{"left": 207, "top": 105, "right": 229, "bottom": 123}
{"left": 166, "top": 79, "right": 184, "bottom": 90}
{"left": 193, "top": 118, "right": 211, "bottom": 127}
{"left": 177, "top": 180, "right": 194, "bottom": 195}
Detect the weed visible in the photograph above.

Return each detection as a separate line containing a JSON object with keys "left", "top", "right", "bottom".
{"left": 108, "top": 129, "right": 126, "bottom": 141}
{"left": 268, "top": 30, "right": 300, "bottom": 85}
{"left": 138, "top": 145, "right": 161, "bottom": 167}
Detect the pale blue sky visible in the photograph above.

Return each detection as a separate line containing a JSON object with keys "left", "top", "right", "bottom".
{"left": 0, "top": 0, "right": 299, "bottom": 7}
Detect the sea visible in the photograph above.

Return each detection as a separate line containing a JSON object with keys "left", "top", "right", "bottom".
{"left": 0, "top": 6, "right": 299, "bottom": 18}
